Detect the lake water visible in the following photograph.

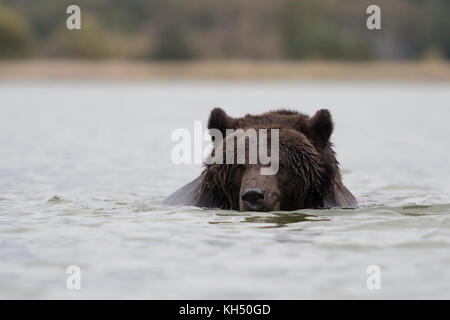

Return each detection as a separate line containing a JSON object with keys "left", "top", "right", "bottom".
{"left": 0, "top": 80, "right": 449, "bottom": 299}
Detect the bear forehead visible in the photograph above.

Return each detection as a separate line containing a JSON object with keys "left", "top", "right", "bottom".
{"left": 235, "top": 111, "right": 309, "bottom": 130}
{"left": 215, "top": 127, "right": 317, "bottom": 160}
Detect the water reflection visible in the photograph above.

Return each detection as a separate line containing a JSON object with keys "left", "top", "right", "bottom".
{"left": 208, "top": 211, "right": 327, "bottom": 228}
{"left": 243, "top": 212, "right": 328, "bottom": 228}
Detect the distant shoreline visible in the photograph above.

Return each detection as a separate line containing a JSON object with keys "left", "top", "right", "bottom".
{"left": 1, "top": 60, "right": 450, "bottom": 81}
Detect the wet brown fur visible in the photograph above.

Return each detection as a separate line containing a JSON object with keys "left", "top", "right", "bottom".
{"left": 194, "top": 108, "right": 356, "bottom": 211}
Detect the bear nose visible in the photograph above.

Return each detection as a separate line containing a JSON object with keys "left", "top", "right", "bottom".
{"left": 241, "top": 188, "right": 266, "bottom": 211}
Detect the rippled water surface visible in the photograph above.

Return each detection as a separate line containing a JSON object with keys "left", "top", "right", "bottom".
{"left": 0, "top": 80, "right": 449, "bottom": 299}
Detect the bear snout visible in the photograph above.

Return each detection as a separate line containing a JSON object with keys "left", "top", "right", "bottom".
{"left": 239, "top": 166, "right": 280, "bottom": 212}
{"left": 241, "top": 188, "right": 266, "bottom": 211}
{"left": 240, "top": 187, "right": 280, "bottom": 212}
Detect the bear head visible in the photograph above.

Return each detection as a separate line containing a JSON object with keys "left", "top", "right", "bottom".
{"left": 194, "top": 108, "right": 343, "bottom": 212}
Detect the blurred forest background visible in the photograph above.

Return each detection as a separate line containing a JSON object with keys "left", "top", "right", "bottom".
{"left": 1, "top": 0, "right": 449, "bottom": 61}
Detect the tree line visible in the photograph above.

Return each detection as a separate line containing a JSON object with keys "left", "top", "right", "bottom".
{"left": 1, "top": 0, "right": 449, "bottom": 60}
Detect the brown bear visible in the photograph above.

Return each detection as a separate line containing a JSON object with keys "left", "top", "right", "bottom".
{"left": 163, "top": 108, "right": 357, "bottom": 211}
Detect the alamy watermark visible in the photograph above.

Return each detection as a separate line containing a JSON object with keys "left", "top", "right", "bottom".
{"left": 366, "top": 5, "right": 381, "bottom": 30}
{"left": 366, "top": 265, "right": 382, "bottom": 290}
{"left": 171, "top": 121, "right": 280, "bottom": 175}
{"left": 65, "top": 5, "right": 381, "bottom": 32}
{"left": 66, "top": 5, "right": 81, "bottom": 30}
{"left": 66, "top": 265, "right": 81, "bottom": 290}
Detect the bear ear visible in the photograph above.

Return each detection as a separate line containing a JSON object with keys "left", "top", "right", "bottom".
{"left": 208, "top": 108, "right": 236, "bottom": 138}
{"left": 307, "top": 109, "right": 334, "bottom": 150}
